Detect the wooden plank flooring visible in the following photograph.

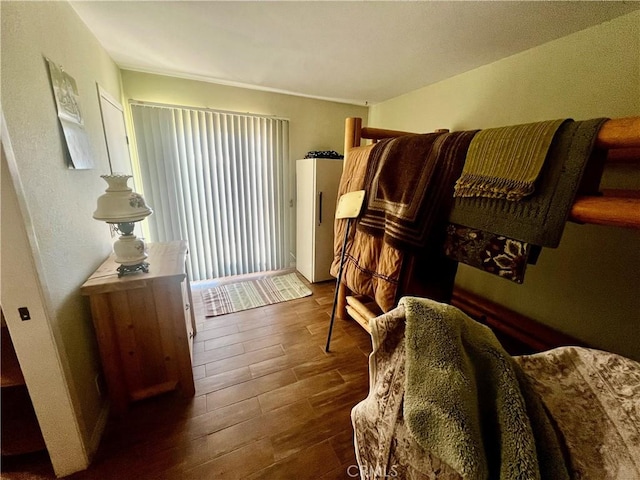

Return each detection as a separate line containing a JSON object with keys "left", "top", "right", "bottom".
{"left": 1, "top": 274, "right": 372, "bottom": 479}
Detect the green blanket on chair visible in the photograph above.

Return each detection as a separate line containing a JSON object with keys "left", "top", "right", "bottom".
{"left": 401, "top": 297, "right": 569, "bottom": 480}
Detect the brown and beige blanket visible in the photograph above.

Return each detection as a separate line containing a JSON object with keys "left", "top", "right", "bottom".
{"left": 358, "top": 131, "right": 477, "bottom": 250}
{"left": 330, "top": 131, "right": 477, "bottom": 311}
{"left": 330, "top": 145, "right": 404, "bottom": 312}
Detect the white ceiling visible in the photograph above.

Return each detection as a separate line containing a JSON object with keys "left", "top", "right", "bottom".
{"left": 70, "top": 1, "right": 640, "bottom": 106}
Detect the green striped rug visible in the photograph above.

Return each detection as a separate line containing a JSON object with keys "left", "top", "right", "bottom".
{"left": 202, "top": 272, "right": 312, "bottom": 317}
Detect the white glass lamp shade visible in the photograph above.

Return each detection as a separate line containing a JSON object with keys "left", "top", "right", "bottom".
{"left": 93, "top": 174, "right": 152, "bottom": 223}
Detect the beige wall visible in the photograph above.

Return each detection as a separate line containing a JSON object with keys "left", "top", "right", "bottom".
{"left": 1, "top": 1, "right": 121, "bottom": 473}
{"left": 370, "top": 12, "right": 640, "bottom": 360}
{"left": 2, "top": 142, "right": 88, "bottom": 476}
{"left": 120, "top": 70, "right": 368, "bottom": 263}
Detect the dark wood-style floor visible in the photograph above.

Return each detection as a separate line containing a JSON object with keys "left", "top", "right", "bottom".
{"left": 1, "top": 274, "right": 373, "bottom": 479}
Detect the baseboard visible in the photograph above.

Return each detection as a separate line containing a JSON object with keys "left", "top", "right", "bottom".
{"left": 87, "top": 398, "right": 110, "bottom": 461}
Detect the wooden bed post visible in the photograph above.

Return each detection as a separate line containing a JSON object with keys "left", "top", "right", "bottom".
{"left": 344, "top": 117, "right": 362, "bottom": 157}
{"left": 336, "top": 282, "right": 350, "bottom": 321}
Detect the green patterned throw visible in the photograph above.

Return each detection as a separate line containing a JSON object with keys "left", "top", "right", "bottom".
{"left": 454, "top": 119, "right": 565, "bottom": 201}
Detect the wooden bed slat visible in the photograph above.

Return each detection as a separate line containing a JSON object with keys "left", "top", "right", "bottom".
{"left": 570, "top": 194, "right": 640, "bottom": 229}
{"left": 360, "top": 126, "right": 415, "bottom": 142}
{"left": 450, "top": 288, "right": 585, "bottom": 355}
{"left": 354, "top": 117, "right": 640, "bottom": 149}
{"left": 607, "top": 147, "right": 640, "bottom": 164}
{"left": 343, "top": 289, "right": 584, "bottom": 355}
{"left": 595, "top": 117, "right": 640, "bottom": 149}
{"left": 345, "top": 306, "right": 372, "bottom": 333}
{"left": 344, "top": 295, "right": 385, "bottom": 334}
{"left": 347, "top": 295, "right": 382, "bottom": 319}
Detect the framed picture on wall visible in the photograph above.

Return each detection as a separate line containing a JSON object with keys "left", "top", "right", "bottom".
{"left": 45, "top": 57, "right": 94, "bottom": 169}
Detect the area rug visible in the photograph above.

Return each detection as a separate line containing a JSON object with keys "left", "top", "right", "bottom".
{"left": 202, "top": 272, "right": 312, "bottom": 317}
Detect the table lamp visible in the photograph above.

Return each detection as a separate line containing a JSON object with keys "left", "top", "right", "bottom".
{"left": 93, "top": 174, "right": 153, "bottom": 277}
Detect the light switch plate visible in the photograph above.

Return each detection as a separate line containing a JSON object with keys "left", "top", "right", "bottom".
{"left": 18, "top": 307, "right": 31, "bottom": 321}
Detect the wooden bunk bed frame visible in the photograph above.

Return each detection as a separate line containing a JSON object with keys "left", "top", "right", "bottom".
{"left": 336, "top": 116, "right": 640, "bottom": 354}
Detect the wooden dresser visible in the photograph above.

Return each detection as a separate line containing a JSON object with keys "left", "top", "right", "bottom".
{"left": 81, "top": 241, "right": 196, "bottom": 414}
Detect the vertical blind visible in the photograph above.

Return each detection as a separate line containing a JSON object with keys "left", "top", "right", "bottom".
{"left": 130, "top": 103, "right": 290, "bottom": 281}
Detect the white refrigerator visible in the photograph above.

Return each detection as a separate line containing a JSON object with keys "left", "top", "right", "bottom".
{"left": 296, "top": 158, "right": 344, "bottom": 283}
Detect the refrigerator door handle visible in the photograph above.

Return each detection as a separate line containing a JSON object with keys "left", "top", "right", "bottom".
{"left": 318, "top": 191, "right": 323, "bottom": 225}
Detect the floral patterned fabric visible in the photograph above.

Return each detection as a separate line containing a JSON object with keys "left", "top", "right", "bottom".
{"left": 443, "top": 223, "right": 535, "bottom": 283}
{"left": 516, "top": 347, "right": 640, "bottom": 479}
{"left": 352, "top": 311, "right": 640, "bottom": 480}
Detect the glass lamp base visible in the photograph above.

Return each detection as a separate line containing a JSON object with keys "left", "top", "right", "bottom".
{"left": 113, "top": 233, "right": 148, "bottom": 266}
